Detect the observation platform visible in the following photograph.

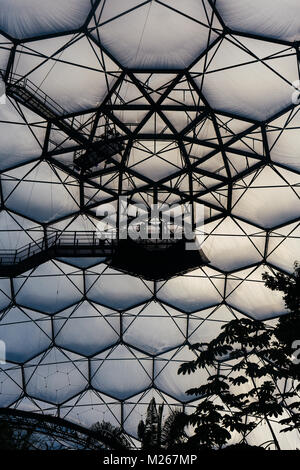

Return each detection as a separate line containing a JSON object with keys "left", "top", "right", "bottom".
{"left": 0, "top": 232, "right": 209, "bottom": 280}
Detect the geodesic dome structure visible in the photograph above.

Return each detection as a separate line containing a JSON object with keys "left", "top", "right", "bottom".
{"left": 0, "top": 0, "right": 300, "bottom": 450}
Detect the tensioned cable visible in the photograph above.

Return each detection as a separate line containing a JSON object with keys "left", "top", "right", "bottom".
{"left": 37, "top": 47, "right": 66, "bottom": 92}
{"left": 120, "top": 0, "right": 154, "bottom": 117}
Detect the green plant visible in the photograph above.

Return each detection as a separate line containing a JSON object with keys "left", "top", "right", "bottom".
{"left": 89, "top": 421, "right": 131, "bottom": 450}
{"left": 137, "top": 398, "right": 188, "bottom": 450}
{"left": 178, "top": 263, "right": 300, "bottom": 450}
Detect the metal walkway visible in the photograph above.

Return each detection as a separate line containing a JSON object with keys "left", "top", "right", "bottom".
{"left": 3, "top": 70, "right": 87, "bottom": 145}
{"left": 0, "top": 231, "right": 209, "bottom": 279}
{"left": 0, "top": 232, "right": 116, "bottom": 276}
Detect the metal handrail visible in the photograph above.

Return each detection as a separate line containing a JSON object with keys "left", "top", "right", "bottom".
{"left": 2, "top": 69, "right": 82, "bottom": 130}
{"left": 0, "top": 231, "right": 185, "bottom": 266}
{"left": 0, "top": 231, "right": 115, "bottom": 265}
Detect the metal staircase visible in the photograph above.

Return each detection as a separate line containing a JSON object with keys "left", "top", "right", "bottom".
{"left": 3, "top": 70, "right": 87, "bottom": 145}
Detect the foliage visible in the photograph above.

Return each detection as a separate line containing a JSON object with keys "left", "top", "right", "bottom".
{"left": 89, "top": 421, "right": 131, "bottom": 450}
{"left": 263, "top": 262, "right": 300, "bottom": 347}
{"left": 0, "top": 414, "right": 131, "bottom": 451}
{"left": 0, "top": 420, "right": 39, "bottom": 450}
{"left": 178, "top": 263, "right": 300, "bottom": 450}
{"left": 137, "top": 398, "right": 188, "bottom": 450}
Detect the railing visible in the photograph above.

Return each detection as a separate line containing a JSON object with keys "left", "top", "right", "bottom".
{"left": 2, "top": 69, "right": 83, "bottom": 133}
{"left": 0, "top": 230, "right": 209, "bottom": 281}
{"left": 0, "top": 230, "right": 189, "bottom": 266}
{"left": 0, "top": 231, "right": 116, "bottom": 266}
{"left": 74, "top": 133, "right": 125, "bottom": 170}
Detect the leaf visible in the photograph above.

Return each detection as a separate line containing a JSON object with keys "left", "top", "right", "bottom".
{"left": 178, "top": 361, "right": 197, "bottom": 376}
{"left": 229, "top": 375, "right": 249, "bottom": 386}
